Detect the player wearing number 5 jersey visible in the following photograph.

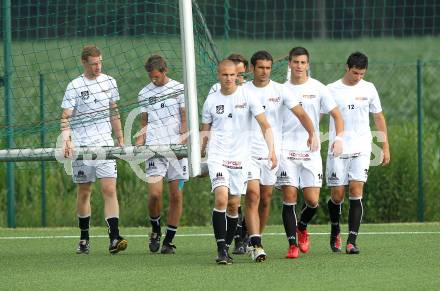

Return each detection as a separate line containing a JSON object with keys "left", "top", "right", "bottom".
{"left": 276, "top": 47, "right": 344, "bottom": 259}
{"left": 326, "top": 52, "right": 390, "bottom": 254}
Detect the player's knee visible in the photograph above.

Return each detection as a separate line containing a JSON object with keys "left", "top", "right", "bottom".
{"left": 245, "top": 192, "right": 260, "bottom": 207}
{"left": 169, "top": 191, "right": 183, "bottom": 205}
{"left": 305, "top": 199, "right": 319, "bottom": 208}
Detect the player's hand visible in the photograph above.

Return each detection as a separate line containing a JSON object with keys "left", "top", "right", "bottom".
{"left": 331, "top": 137, "right": 343, "bottom": 157}
{"left": 63, "top": 139, "right": 74, "bottom": 158}
{"left": 307, "top": 132, "right": 319, "bottom": 152}
{"left": 381, "top": 144, "right": 390, "bottom": 166}
{"left": 179, "top": 132, "right": 188, "bottom": 145}
{"left": 116, "top": 136, "right": 124, "bottom": 147}
{"left": 268, "top": 151, "right": 277, "bottom": 170}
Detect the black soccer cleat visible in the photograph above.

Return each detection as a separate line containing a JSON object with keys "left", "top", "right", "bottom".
{"left": 160, "top": 243, "right": 176, "bottom": 254}
{"left": 148, "top": 232, "right": 161, "bottom": 253}
{"left": 346, "top": 243, "right": 360, "bottom": 254}
{"left": 216, "top": 248, "right": 233, "bottom": 265}
{"left": 76, "top": 239, "right": 90, "bottom": 254}
{"left": 232, "top": 239, "right": 246, "bottom": 255}
{"left": 109, "top": 236, "right": 128, "bottom": 254}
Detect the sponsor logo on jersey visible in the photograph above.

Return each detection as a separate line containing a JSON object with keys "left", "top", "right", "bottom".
{"left": 80, "top": 91, "right": 90, "bottom": 100}
{"left": 222, "top": 160, "right": 242, "bottom": 169}
{"left": 149, "top": 97, "right": 157, "bottom": 104}
{"left": 216, "top": 105, "right": 224, "bottom": 114}
{"left": 355, "top": 96, "right": 368, "bottom": 101}
{"left": 287, "top": 151, "right": 311, "bottom": 161}
{"left": 235, "top": 102, "right": 247, "bottom": 109}
{"left": 268, "top": 96, "right": 281, "bottom": 103}
{"left": 228, "top": 113, "right": 232, "bottom": 118}
{"left": 302, "top": 94, "right": 316, "bottom": 99}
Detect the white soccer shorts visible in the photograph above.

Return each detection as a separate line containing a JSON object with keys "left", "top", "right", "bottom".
{"left": 247, "top": 156, "right": 278, "bottom": 186}
{"left": 208, "top": 162, "right": 248, "bottom": 196}
{"left": 276, "top": 151, "right": 323, "bottom": 189}
{"left": 72, "top": 160, "right": 117, "bottom": 183}
{"left": 326, "top": 153, "right": 370, "bottom": 186}
{"left": 146, "top": 157, "right": 189, "bottom": 182}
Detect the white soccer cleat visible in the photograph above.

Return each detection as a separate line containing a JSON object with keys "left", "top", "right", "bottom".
{"left": 250, "top": 246, "right": 267, "bottom": 262}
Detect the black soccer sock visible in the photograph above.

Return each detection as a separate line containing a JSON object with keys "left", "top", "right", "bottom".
{"left": 225, "top": 214, "right": 239, "bottom": 247}
{"left": 78, "top": 215, "right": 90, "bottom": 240}
{"left": 328, "top": 198, "right": 342, "bottom": 237}
{"left": 298, "top": 202, "right": 318, "bottom": 231}
{"left": 234, "top": 206, "right": 243, "bottom": 242}
{"left": 249, "top": 235, "right": 262, "bottom": 247}
{"left": 105, "top": 217, "right": 120, "bottom": 240}
{"left": 163, "top": 224, "right": 177, "bottom": 246}
{"left": 348, "top": 197, "right": 363, "bottom": 245}
{"left": 241, "top": 217, "right": 248, "bottom": 239}
{"left": 149, "top": 215, "right": 161, "bottom": 234}
{"left": 212, "top": 209, "right": 227, "bottom": 251}
{"left": 282, "top": 202, "right": 297, "bottom": 246}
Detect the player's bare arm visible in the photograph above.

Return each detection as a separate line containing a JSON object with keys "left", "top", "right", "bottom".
{"left": 291, "top": 105, "right": 319, "bottom": 151}
{"left": 373, "top": 112, "right": 390, "bottom": 166}
{"left": 179, "top": 107, "right": 188, "bottom": 144}
{"left": 329, "top": 107, "right": 344, "bottom": 156}
{"left": 60, "top": 108, "right": 73, "bottom": 158}
{"left": 200, "top": 123, "right": 211, "bottom": 158}
{"left": 254, "top": 113, "right": 277, "bottom": 169}
{"left": 110, "top": 101, "right": 124, "bottom": 147}
{"left": 135, "top": 112, "right": 148, "bottom": 146}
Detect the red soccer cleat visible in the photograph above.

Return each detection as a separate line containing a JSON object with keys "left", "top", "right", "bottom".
{"left": 330, "top": 234, "right": 342, "bottom": 252}
{"left": 285, "top": 244, "right": 299, "bottom": 259}
{"left": 297, "top": 229, "right": 310, "bottom": 253}
{"left": 346, "top": 243, "right": 360, "bottom": 254}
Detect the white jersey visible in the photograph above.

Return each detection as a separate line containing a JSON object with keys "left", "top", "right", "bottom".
{"left": 202, "top": 85, "right": 265, "bottom": 166}
{"left": 281, "top": 78, "right": 337, "bottom": 152}
{"left": 327, "top": 79, "right": 382, "bottom": 155}
{"left": 61, "top": 73, "right": 119, "bottom": 146}
{"left": 244, "top": 80, "right": 298, "bottom": 158}
{"left": 138, "top": 79, "right": 185, "bottom": 145}
{"left": 208, "top": 82, "right": 221, "bottom": 95}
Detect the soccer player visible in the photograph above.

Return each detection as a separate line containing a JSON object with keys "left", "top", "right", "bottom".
{"left": 208, "top": 53, "right": 249, "bottom": 93}
{"left": 276, "top": 47, "right": 344, "bottom": 259}
{"left": 326, "top": 52, "right": 390, "bottom": 254}
{"left": 136, "top": 55, "right": 188, "bottom": 254}
{"left": 200, "top": 59, "right": 276, "bottom": 264}
{"left": 207, "top": 53, "right": 249, "bottom": 255}
{"left": 244, "top": 50, "right": 317, "bottom": 262}
{"left": 60, "top": 45, "right": 127, "bottom": 254}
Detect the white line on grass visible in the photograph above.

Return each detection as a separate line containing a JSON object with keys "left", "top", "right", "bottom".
{"left": 0, "top": 231, "right": 439, "bottom": 240}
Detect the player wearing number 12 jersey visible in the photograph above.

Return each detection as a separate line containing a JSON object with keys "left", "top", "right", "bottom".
{"left": 326, "top": 52, "right": 390, "bottom": 254}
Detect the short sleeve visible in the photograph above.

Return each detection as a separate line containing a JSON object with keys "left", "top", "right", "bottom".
{"left": 320, "top": 85, "right": 337, "bottom": 114}
{"left": 248, "top": 93, "right": 265, "bottom": 117}
{"left": 61, "top": 82, "right": 76, "bottom": 109}
{"left": 138, "top": 89, "right": 148, "bottom": 113}
{"left": 280, "top": 85, "right": 299, "bottom": 110}
{"left": 178, "top": 84, "right": 185, "bottom": 108}
{"left": 201, "top": 98, "right": 212, "bottom": 124}
{"left": 109, "top": 77, "right": 120, "bottom": 102}
{"left": 369, "top": 84, "right": 382, "bottom": 113}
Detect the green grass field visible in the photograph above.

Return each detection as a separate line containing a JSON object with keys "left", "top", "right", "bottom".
{"left": 1, "top": 223, "right": 439, "bottom": 290}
